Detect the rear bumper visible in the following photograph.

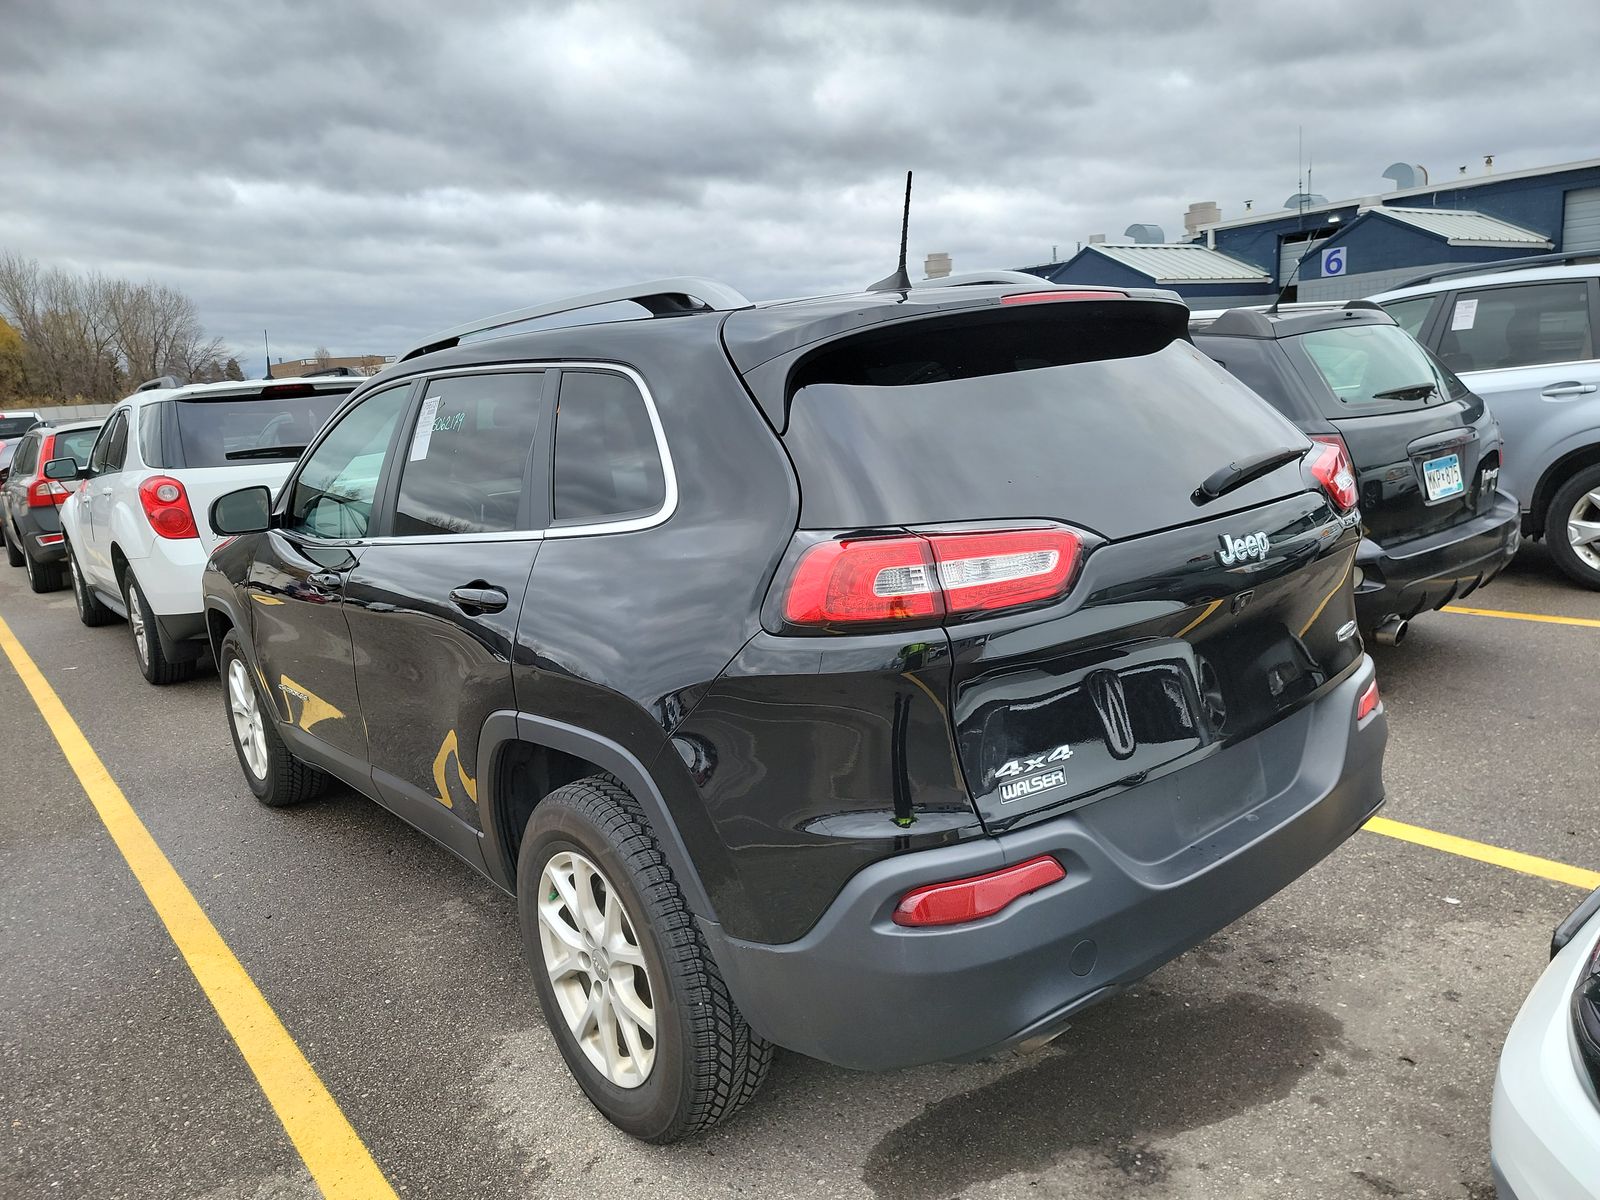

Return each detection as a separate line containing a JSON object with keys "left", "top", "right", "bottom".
{"left": 1489, "top": 899, "right": 1600, "bottom": 1200}
{"left": 8, "top": 504, "right": 66, "bottom": 563}
{"left": 702, "top": 657, "right": 1386, "bottom": 1071}
{"left": 1355, "top": 490, "right": 1520, "bottom": 627}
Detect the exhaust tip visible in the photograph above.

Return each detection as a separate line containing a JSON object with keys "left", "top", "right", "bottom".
{"left": 1372, "top": 617, "right": 1409, "bottom": 646}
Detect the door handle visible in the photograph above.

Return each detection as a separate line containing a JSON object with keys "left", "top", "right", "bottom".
{"left": 307, "top": 571, "right": 345, "bottom": 589}
{"left": 449, "top": 585, "right": 508, "bottom": 614}
{"left": 1540, "top": 382, "right": 1598, "bottom": 398}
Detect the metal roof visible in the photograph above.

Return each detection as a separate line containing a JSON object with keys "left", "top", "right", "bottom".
{"left": 1368, "top": 207, "right": 1553, "bottom": 248}
{"left": 1082, "top": 243, "right": 1272, "bottom": 284}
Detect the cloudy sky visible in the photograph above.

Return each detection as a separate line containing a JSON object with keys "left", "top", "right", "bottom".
{"left": 3, "top": 0, "right": 1597, "bottom": 368}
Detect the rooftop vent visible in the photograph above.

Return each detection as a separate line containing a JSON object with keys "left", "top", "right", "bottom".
{"left": 1283, "top": 193, "right": 1330, "bottom": 211}
{"left": 1184, "top": 201, "right": 1222, "bottom": 235}
{"left": 923, "top": 252, "right": 952, "bottom": 279}
{"left": 1382, "top": 162, "right": 1429, "bottom": 190}
{"left": 1124, "top": 223, "right": 1165, "bottom": 244}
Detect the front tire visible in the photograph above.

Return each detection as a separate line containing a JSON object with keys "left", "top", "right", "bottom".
{"left": 123, "top": 572, "right": 195, "bottom": 685}
{"left": 218, "top": 629, "right": 327, "bottom": 807}
{"left": 1547, "top": 464, "right": 1600, "bottom": 590}
{"left": 67, "top": 542, "right": 116, "bottom": 627}
{"left": 517, "top": 775, "right": 771, "bottom": 1142}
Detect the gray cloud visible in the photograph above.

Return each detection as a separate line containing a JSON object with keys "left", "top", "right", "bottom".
{"left": 2, "top": 0, "right": 1595, "bottom": 366}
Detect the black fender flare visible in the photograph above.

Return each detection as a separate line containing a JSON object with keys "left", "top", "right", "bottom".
{"left": 476, "top": 711, "right": 717, "bottom": 921}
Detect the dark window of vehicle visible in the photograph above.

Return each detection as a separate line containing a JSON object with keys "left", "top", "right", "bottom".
{"left": 285, "top": 386, "right": 411, "bottom": 540}
{"left": 11, "top": 433, "right": 39, "bottom": 476}
{"left": 1193, "top": 337, "right": 1314, "bottom": 422}
{"left": 0, "top": 416, "right": 38, "bottom": 438}
{"left": 551, "top": 371, "right": 665, "bottom": 524}
{"left": 54, "top": 427, "right": 101, "bottom": 467}
{"left": 391, "top": 373, "right": 544, "bottom": 537}
{"left": 1291, "top": 323, "right": 1450, "bottom": 418}
{"left": 173, "top": 389, "right": 346, "bottom": 467}
{"left": 1381, "top": 295, "right": 1438, "bottom": 339}
{"left": 89, "top": 411, "right": 129, "bottom": 474}
{"left": 138, "top": 404, "right": 164, "bottom": 466}
{"left": 1438, "top": 282, "right": 1594, "bottom": 372}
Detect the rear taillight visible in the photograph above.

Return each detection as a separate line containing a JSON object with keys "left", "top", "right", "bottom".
{"left": 893, "top": 855, "right": 1066, "bottom": 927}
{"left": 27, "top": 478, "right": 70, "bottom": 507}
{"left": 1001, "top": 290, "right": 1126, "bottom": 305}
{"left": 138, "top": 475, "right": 199, "bottom": 539}
{"left": 1309, "top": 435, "right": 1358, "bottom": 512}
{"left": 782, "top": 526, "right": 1084, "bottom": 628}
{"left": 1357, "top": 679, "right": 1381, "bottom": 721}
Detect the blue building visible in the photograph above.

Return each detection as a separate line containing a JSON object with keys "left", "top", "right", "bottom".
{"left": 1022, "top": 157, "right": 1600, "bottom": 306}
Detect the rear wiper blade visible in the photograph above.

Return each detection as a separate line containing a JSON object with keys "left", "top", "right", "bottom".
{"left": 225, "top": 445, "right": 307, "bottom": 460}
{"left": 1192, "top": 446, "right": 1305, "bottom": 505}
{"left": 1370, "top": 382, "right": 1437, "bottom": 402}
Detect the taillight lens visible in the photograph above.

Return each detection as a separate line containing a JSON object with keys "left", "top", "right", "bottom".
{"left": 783, "top": 526, "right": 1084, "bottom": 628}
{"left": 893, "top": 855, "right": 1066, "bottom": 927}
{"left": 138, "top": 475, "right": 199, "bottom": 539}
{"left": 26, "top": 478, "right": 71, "bottom": 507}
{"left": 1357, "top": 679, "right": 1381, "bottom": 721}
{"left": 1309, "top": 435, "right": 1358, "bottom": 512}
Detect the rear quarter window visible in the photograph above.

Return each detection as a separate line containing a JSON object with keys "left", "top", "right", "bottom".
{"left": 551, "top": 371, "right": 667, "bottom": 525}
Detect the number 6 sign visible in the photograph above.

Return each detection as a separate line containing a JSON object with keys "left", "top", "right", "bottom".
{"left": 1321, "top": 246, "right": 1347, "bottom": 277}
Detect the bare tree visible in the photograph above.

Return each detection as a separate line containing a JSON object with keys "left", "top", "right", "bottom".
{"left": 312, "top": 344, "right": 333, "bottom": 368}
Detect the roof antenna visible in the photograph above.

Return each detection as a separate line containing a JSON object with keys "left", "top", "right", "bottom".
{"left": 868, "top": 171, "right": 914, "bottom": 292}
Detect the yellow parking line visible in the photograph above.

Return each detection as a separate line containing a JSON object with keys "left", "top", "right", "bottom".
{"left": 1365, "top": 815, "right": 1600, "bottom": 891}
{"left": 1443, "top": 604, "right": 1600, "bottom": 629}
{"left": 0, "top": 613, "right": 397, "bottom": 1200}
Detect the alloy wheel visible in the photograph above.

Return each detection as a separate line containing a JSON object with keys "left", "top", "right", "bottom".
{"left": 537, "top": 849, "right": 656, "bottom": 1088}
{"left": 1567, "top": 488, "right": 1600, "bottom": 572}
{"left": 127, "top": 581, "right": 149, "bottom": 666}
{"left": 227, "top": 658, "right": 269, "bottom": 780}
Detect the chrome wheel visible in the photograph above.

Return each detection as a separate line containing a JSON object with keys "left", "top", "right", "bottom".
{"left": 127, "top": 580, "right": 149, "bottom": 666}
{"left": 23, "top": 547, "right": 35, "bottom": 585}
{"left": 1567, "top": 488, "right": 1600, "bottom": 572}
{"left": 70, "top": 555, "right": 86, "bottom": 612}
{"left": 227, "top": 658, "right": 268, "bottom": 780}
{"left": 537, "top": 849, "right": 655, "bottom": 1088}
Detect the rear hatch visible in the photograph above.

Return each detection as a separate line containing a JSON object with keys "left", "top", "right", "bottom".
{"left": 1283, "top": 321, "right": 1495, "bottom": 547}
{"left": 767, "top": 295, "right": 1364, "bottom": 830}
{"left": 162, "top": 383, "right": 352, "bottom": 552}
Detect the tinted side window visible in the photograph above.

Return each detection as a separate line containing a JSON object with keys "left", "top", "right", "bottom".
{"left": 1193, "top": 337, "right": 1311, "bottom": 422}
{"left": 392, "top": 372, "right": 544, "bottom": 537}
{"left": 12, "top": 433, "right": 38, "bottom": 476}
{"left": 1441, "top": 282, "right": 1594, "bottom": 372}
{"left": 139, "top": 405, "right": 164, "bottom": 467}
{"left": 552, "top": 371, "right": 666, "bottom": 524}
{"left": 285, "top": 386, "right": 410, "bottom": 539}
{"left": 89, "top": 411, "right": 128, "bottom": 474}
{"left": 54, "top": 427, "right": 101, "bottom": 466}
{"left": 1381, "top": 295, "right": 1438, "bottom": 340}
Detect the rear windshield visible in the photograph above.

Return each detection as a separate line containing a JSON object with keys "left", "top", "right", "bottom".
{"left": 0, "top": 416, "right": 38, "bottom": 438}
{"left": 782, "top": 304, "right": 1311, "bottom": 539}
{"left": 1292, "top": 324, "right": 1449, "bottom": 418}
{"left": 52, "top": 427, "right": 101, "bottom": 466}
{"left": 173, "top": 392, "right": 346, "bottom": 467}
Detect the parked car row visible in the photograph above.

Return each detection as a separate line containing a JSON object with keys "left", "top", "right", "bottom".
{"left": 1, "top": 267, "right": 1591, "bottom": 1188}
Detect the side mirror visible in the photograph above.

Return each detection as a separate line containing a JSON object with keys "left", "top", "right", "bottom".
{"left": 210, "top": 486, "right": 273, "bottom": 536}
{"left": 43, "top": 457, "right": 84, "bottom": 481}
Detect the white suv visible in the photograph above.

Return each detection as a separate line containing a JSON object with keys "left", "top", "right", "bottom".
{"left": 52, "top": 375, "right": 359, "bottom": 683}
{"left": 1370, "top": 260, "right": 1600, "bottom": 588}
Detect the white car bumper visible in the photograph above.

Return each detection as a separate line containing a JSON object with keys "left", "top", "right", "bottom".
{"left": 1491, "top": 903, "right": 1600, "bottom": 1200}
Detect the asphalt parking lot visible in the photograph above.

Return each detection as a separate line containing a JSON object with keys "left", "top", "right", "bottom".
{"left": 2, "top": 548, "right": 1597, "bottom": 1200}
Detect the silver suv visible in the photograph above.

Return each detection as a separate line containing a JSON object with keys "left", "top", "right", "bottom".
{"left": 1371, "top": 260, "right": 1600, "bottom": 588}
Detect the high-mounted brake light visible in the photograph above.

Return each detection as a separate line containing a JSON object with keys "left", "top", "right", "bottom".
{"left": 893, "top": 855, "right": 1066, "bottom": 927}
{"left": 1001, "top": 290, "right": 1127, "bottom": 305}
{"left": 138, "top": 475, "right": 199, "bottom": 539}
{"left": 783, "top": 527, "right": 1084, "bottom": 628}
{"left": 1357, "top": 679, "right": 1381, "bottom": 722}
{"left": 1309, "top": 435, "right": 1359, "bottom": 512}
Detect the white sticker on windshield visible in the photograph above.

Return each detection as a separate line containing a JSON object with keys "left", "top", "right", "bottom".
{"left": 407, "top": 395, "right": 441, "bottom": 461}
{"left": 1450, "top": 298, "right": 1478, "bottom": 331}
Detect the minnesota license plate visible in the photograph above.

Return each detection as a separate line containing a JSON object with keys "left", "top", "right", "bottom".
{"left": 1422, "top": 453, "right": 1465, "bottom": 502}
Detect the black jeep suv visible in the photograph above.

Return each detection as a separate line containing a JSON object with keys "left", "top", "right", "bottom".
{"left": 202, "top": 276, "right": 1387, "bottom": 1141}
{"left": 1192, "top": 303, "right": 1520, "bottom": 641}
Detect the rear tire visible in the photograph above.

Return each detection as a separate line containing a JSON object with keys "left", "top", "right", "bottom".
{"left": 123, "top": 572, "right": 195, "bottom": 685}
{"left": 4, "top": 520, "right": 22, "bottom": 568}
{"left": 218, "top": 629, "right": 327, "bottom": 807}
{"left": 23, "top": 541, "right": 63, "bottom": 594}
{"left": 67, "top": 543, "right": 116, "bottom": 627}
{"left": 1546, "top": 464, "right": 1600, "bottom": 590}
{"left": 517, "top": 775, "right": 772, "bottom": 1142}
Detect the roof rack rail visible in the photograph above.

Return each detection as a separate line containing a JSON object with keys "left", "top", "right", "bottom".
{"left": 912, "top": 270, "right": 1058, "bottom": 289}
{"left": 1394, "top": 251, "right": 1600, "bottom": 290}
{"left": 135, "top": 375, "right": 182, "bottom": 392}
{"left": 400, "top": 276, "right": 753, "bottom": 362}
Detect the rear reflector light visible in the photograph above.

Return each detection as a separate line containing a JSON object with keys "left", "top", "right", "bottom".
{"left": 1357, "top": 679, "right": 1381, "bottom": 721}
{"left": 1309, "top": 435, "right": 1359, "bottom": 512}
{"left": 137, "top": 475, "right": 199, "bottom": 539}
{"left": 893, "top": 855, "right": 1066, "bottom": 927}
{"left": 37, "top": 533, "right": 63, "bottom": 546}
{"left": 783, "top": 527, "right": 1083, "bottom": 627}
{"left": 1001, "top": 290, "right": 1127, "bottom": 305}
